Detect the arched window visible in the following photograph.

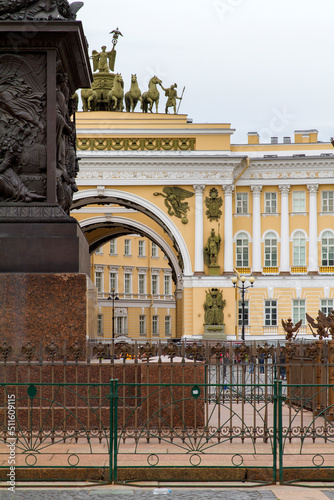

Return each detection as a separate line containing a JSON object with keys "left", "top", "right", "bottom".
{"left": 293, "top": 231, "right": 306, "bottom": 266}
{"left": 264, "top": 232, "right": 277, "bottom": 267}
{"left": 322, "top": 231, "right": 334, "bottom": 266}
{"left": 236, "top": 232, "right": 249, "bottom": 267}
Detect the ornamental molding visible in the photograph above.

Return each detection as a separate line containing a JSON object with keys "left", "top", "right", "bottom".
{"left": 184, "top": 275, "right": 334, "bottom": 289}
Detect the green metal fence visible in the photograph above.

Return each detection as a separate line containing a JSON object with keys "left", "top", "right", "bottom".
{"left": 1, "top": 381, "right": 334, "bottom": 484}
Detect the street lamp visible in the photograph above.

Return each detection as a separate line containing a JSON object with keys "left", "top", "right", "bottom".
{"left": 231, "top": 275, "right": 255, "bottom": 341}
{"left": 107, "top": 288, "right": 119, "bottom": 341}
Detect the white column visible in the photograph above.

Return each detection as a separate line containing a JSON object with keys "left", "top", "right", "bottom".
{"left": 193, "top": 184, "right": 205, "bottom": 273}
{"left": 308, "top": 184, "right": 319, "bottom": 272}
{"left": 223, "top": 185, "right": 234, "bottom": 273}
{"left": 279, "top": 185, "right": 290, "bottom": 272}
{"left": 251, "top": 185, "right": 262, "bottom": 273}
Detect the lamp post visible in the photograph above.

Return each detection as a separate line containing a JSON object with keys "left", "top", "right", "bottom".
{"left": 107, "top": 288, "right": 119, "bottom": 341}
{"left": 231, "top": 275, "right": 255, "bottom": 341}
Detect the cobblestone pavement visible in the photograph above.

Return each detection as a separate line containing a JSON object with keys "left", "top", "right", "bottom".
{"left": 0, "top": 488, "right": 278, "bottom": 499}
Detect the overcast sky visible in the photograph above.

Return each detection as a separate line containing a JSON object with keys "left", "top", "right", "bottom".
{"left": 77, "top": 0, "right": 334, "bottom": 144}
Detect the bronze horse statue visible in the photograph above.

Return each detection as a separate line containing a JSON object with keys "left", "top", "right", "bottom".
{"left": 140, "top": 76, "right": 162, "bottom": 113}
{"left": 107, "top": 73, "right": 124, "bottom": 112}
{"left": 125, "top": 74, "right": 141, "bottom": 112}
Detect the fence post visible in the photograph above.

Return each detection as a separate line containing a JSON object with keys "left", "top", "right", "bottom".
{"left": 109, "top": 379, "right": 114, "bottom": 484}
{"left": 113, "top": 379, "right": 119, "bottom": 483}
{"left": 273, "top": 380, "right": 277, "bottom": 483}
{"left": 278, "top": 380, "right": 283, "bottom": 484}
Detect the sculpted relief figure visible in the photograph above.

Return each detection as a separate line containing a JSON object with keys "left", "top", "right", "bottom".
{"left": 153, "top": 186, "right": 194, "bottom": 224}
{"left": 0, "top": 0, "right": 83, "bottom": 20}
{"left": 0, "top": 54, "right": 47, "bottom": 202}
{"left": 56, "top": 72, "right": 79, "bottom": 213}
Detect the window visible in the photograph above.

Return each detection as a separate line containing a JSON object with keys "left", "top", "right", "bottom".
{"left": 236, "top": 233, "right": 249, "bottom": 267}
{"left": 292, "top": 191, "right": 306, "bottom": 212}
{"left": 138, "top": 274, "right": 146, "bottom": 295}
{"left": 264, "top": 192, "right": 277, "bottom": 213}
{"left": 152, "top": 315, "right": 159, "bottom": 336}
{"left": 238, "top": 300, "right": 249, "bottom": 326}
{"left": 95, "top": 271, "right": 103, "bottom": 293}
{"left": 322, "top": 231, "right": 334, "bottom": 266}
{"left": 96, "top": 246, "right": 103, "bottom": 255}
{"left": 97, "top": 314, "right": 103, "bottom": 337}
{"left": 292, "top": 231, "right": 306, "bottom": 266}
{"left": 264, "top": 300, "right": 277, "bottom": 326}
{"left": 320, "top": 299, "right": 334, "bottom": 316}
{"left": 152, "top": 274, "right": 159, "bottom": 295}
{"left": 151, "top": 243, "right": 158, "bottom": 258}
{"left": 124, "top": 239, "right": 131, "bottom": 256}
{"left": 164, "top": 275, "right": 171, "bottom": 295}
{"left": 138, "top": 240, "right": 145, "bottom": 257}
{"left": 236, "top": 193, "right": 248, "bottom": 214}
{"left": 124, "top": 273, "right": 132, "bottom": 294}
{"left": 109, "top": 271, "right": 118, "bottom": 293}
{"left": 322, "top": 191, "right": 334, "bottom": 213}
{"left": 116, "top": 316, "right": 127, "bottom": 336}
{"left": 110, "top": 239, "right": 117, "bottom": 255}
{"left": 264, "top": 232, "right": 278, "bottom": 267}
{"left": 165, "top": 316, "right": 172, "bottom": 337}
{"left": 292, "top": 299, "right": 306, "bottom": 325}
{"left": 139, "top": 315, "right": 146, "bottom": 336}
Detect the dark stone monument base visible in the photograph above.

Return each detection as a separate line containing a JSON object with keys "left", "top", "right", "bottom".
{"left": 0, "top": 204, "right": 89, "bottom": 274}
{"left": 0, "top": 273, "right": 97, "bottom": 347}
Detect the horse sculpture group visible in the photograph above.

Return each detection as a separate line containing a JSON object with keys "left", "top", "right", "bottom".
{"left": 81, "top": 75, "right": 175, "bottom": 114}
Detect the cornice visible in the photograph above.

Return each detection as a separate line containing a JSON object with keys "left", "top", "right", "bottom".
{"left": 76, "top": 128, "right": 236, "bottom": 136}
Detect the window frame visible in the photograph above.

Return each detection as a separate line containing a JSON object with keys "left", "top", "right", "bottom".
{"left": 264, "top": 300, "right": 277, "bottom": 326}
{"left": 236, "top": 192, "right": 248, "bottom": 214}
{"left": 138, "top": 240, "right": 145, "bottom": 257}
{"left": 321, "top": 231, "right": 334, "bottom": 266}
{"left": 322, "top": 191, "right": 334, "bottom": 213}
{"left": 124, "top": 273, "right": 132, "bottom": 294}
{"left": 110, "top": 239, "right": 117, "bottom": 255}
{"left": 151, "top": 274, "right": 159, "bottom": 295}
{"left": 292, "top": 191, "right": 306, "bottom": 213}
{"left": 264, "top": 192, "right": 277, "bottom": 214}
{"left": 236, "top": 232, "right": 249, "bottom": 267}
{"left": 292, "top": 299, "right": 306, "bottom": 326}
{"left": 152, "top": 315, "right": 159, "bottom": 336}
{"left": 124, "top": 239, "right": 131, "bottom": 256}
{"left": 292, "top": 231, "right": 306, "bottom": 266}
{"left": 264, "top": 232, "right": 278, "bottom": 267}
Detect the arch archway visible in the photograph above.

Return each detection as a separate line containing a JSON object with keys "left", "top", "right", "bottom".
{"left": 72, "top": 189, "right": 192, "bottom": 276}
{"left": 80, "top": 216, "right": 183, "bottom": 288}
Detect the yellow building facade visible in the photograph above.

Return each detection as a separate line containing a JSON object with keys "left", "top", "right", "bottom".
{"left": 72, "top": 112, "right": 334, "bottom": 340}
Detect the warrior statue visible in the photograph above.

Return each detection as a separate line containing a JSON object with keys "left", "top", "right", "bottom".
{"left": 159, "top": 82, "right": 182, "bottom": 114}
{"left": 204, "top": 229, "right": 221, "bottom": 266}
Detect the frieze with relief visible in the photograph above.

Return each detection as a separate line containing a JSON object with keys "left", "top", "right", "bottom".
{"left": 77, "top": 137, "right": 196, "bottom": 151}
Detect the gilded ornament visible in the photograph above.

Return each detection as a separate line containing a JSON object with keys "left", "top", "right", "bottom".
{"left": 154, "top": 186, "right": 194, "bottom": 224}
{"left": 205, "top": 187, "right": 222, "bottom": 221}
